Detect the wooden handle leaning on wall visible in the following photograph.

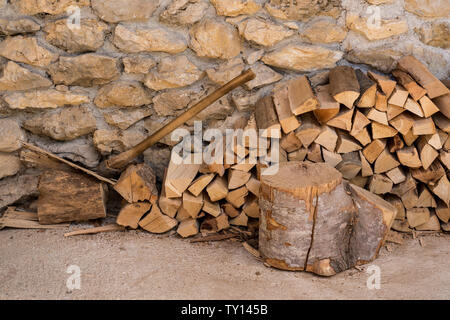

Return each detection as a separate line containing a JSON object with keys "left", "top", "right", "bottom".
{"left": 105, "top": 69, "right": 256, "bottom": 170}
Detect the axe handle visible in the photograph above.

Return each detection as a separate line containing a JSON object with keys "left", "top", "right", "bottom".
{"left": 106, "top": 68, "right": 256, "bottom": 170}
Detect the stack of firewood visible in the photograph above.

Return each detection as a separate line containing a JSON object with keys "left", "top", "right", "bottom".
{"left": 112, "top": 55, "right": 449, "bottom": 238}
{"left": 258, "top": 55, "right": 449, "bottom": 233}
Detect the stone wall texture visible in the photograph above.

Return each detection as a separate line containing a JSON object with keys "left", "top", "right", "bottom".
{"left": 0, "top": 0, "right": 449, "bottom": 208}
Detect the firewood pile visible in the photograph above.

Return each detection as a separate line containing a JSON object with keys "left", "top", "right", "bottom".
{"left": 2, "top": 55, "right": 449, "bottom": 245}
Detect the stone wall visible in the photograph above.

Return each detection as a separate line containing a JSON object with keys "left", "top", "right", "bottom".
{"left": 0, "top": 0, "right": 449, "bottom": 208}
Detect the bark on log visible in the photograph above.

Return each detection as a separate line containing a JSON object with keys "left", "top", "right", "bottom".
{"left": 38, "top": 170, "right": 107, "bottom": 224}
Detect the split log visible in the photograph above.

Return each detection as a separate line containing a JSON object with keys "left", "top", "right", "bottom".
{"left": 397, "top": 55, "right": 449, "bottom": 99}
{"left": 38, "top": 170, "right": 107, "bottom": 224}
{"left": 0, "top": 207, "right": 69, "bottom": 230}
{"left": 177, "top": 218, "right": 199, "bottom": 238}
{"left": 372, "top": 122, "right": 398, "bottom": 139}
{"left": 368, "top": 174, "right": 393, "bottom": 195}
{"left": 385, "top": 167, "right": 406, "bottom": 184}
{"left": 430, "top": 175, "right": 450, "bottom": 206}
{"left": 254, "top": 95, "right": 281, "bottom": 138}
{"left": 419, "top": 96, "right": 440, "bottom": 118}
{"left": 433, "top": 114, "right": 450, "bottom": 132}
{"left": 222, "top": 203, "right": 240, "bottom": 218}
{"left": 374, "top": 148, "right": 400, "bottom": 174}
{"left": 228, "top": 169, "right": 251, "bottom": 190}
{"left": 432, "top": 93, "right": 450, "bottom": 119}
{"left": 387, "top": 135, "right": 404, "bottom": 153}
{"left": 366, "top": 109, "right": 388, "bottom": 125}
{"left": 388, "top": 86, "right": 409, "bottom": 107}
{"left": 230, "top": 212, "right": 248, "bottom": 226}
{"left": 392, "top": 70, "right": 427, "bottom": 101}
{"left": 375, "top": 91, "right": 388, "bottom": 111}
{"left": 350, "top": 110, "right": 371, "bottom": 136}
{"left": 295, "top": 114, "right": 321, "bottom": 147}
{"left": 416, "top": 137, "right": 438, "bottom": 170}
{"left": 329, "top": 66, "right": 360, "bottom": 108}
{"left": 367, "top": 71, "right": 396, "bottom": 98}
{"left": 363, "top": 139, "right": 386, "bottom": 164}
{"left": 165, "top": 158, "right": 200, "bottom": 198}
{"left": 336, "top": 132, "right": 361, "bottom": 153}
{"left": 351, "top": 127, "right": 371, "bottom": 146}
{"left": 245, "top": 176, "right": 260, "bottom": 197}
{"left": 314, "top": 85, "right": 340, "bottom": 124}
{"left": 206, "top": 175, "right": 229, "bottom": 202}
{"left": 202, "top": 197, "right": 221, "bottom": 217}
{"left": 287, "top": 76, "right": 319, "bottom": 115}
{"left": 139, "top": 204, "right": 178, "bottom": 233}
{"left": 336, "top": 152, "right": 361, "bottom": 179}
{"left": 225, "top": 186, "right": 248, "bottom": 208}
{"left": 288, "top": 148, "right": 308, "bottom": 162}
{"left": 273, "top": 85, "right": 300, "bottom": 133}
{"left": 404, "top": 98, "right": 424, "bottom": 117}
{"left": 412, "top": 117, "right": 436, "bottom": 136}
{"left": 315, "top": 126, "right": 338, "bottom": 152}
{"left": 406, "top": 208, "right": 430, "bottom": 228}
{"left": 355, "top": 69, "right": 377, "bottom": 108}
{"left": 64, "top": 224, "right": 124, "bottom": 237}
{"left": 387, "top": 104, "right": 405, "bottom": 121}
{"left": 411, "top": 161, "right": 445, "bottom": 185}
{"left": 258, "top": 162, "right": 395, "bottom": 276}
{"left": 389, "top": 113, "right": 414, "bottom": 135}
{"left": 188, "top": 173, "right": 214, "bottom": 197}
{"left": 306, "top": 143, "right": 323, "bottom": 163}
{"left": 327, "top": 108, "right": 354, "bottom": 131}
{"left": 181, "top": 192, "right": 203, "bottom": 218}
{"left": 396, "top": 146, "right": 422, "bottom": 168}
{"left": 322, "top": 149, "right": 342, "bottom": 167}
{"left": 415, "top": 214, "right": 440, "bottom": 231}
{"left": 116, "top": 202, "right": 151, "bottom": 229}
{"left": 280, "top": 132, "right": 302, "bottom": 153}
{"left": 114, "top": 163, "right": 158, "bottom": 204}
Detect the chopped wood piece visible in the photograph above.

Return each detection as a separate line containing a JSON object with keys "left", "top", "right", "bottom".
{"left": 367, "top": 109, "right": 388, "bottom": 125}
{"left": 226, "top": 186, "right": 248, "bottom": 208}
{"left": 356, "top": 69, "right": 377, "bottom": 108}
{"left": 113, "top": 163, "right": 158, "bottom": 204}
{"left": 288, "top": 76, "right": 319, "bottom": 115}
{"left": 412, "top": 117, "right": 436, "bottom": 136}
{"left": 386, "top": 167, "right": 406, "bottom": 184}
{"left": 388, "top": 86, "right": 409, "bottom": 107}
{"left": 430, "top": 175, "right": 450, "bottom": 206}
{"left": 314, "top": 85, "right": 340, "bottom": 124}
{"left": 273, "top": 86, "right": 300, "bottom": 133}
{"left": 433, "top": 113, "right": 450, "bottom": 132}
{"left": 64, "top": 224, "right": 124, "bottom": 237}
{"left": 392, "top": 69, "right": 427, "bottom": 101}
{"left": 406, "top": 208, "right": 430, "bottom": 228}
{"left": 426, "top": 130, "right": 447, "bottom": 150}
{"left": 228, "top": 169, "right": 251, "bottom": 190}
{"left": 336, "top": 132, "right": 361, "bottom": 153}
{"left": 369, "top": 174, "right": 393, "bottom": 194}
{"left": 396, "top": 146, "right": 422, "bottom": 168}
{"left": 322, "top": 149, "right": 342, "bottom": 168}
{"left": 165, "top": 158, "right": 200, "bottom": 198}
{"left": 336, "top": 152, "right": 361, "bottom": 179}
{"left": 255, "top": 95, "right": 281, "bottom": 138}
{"left": 280, "top": 132, "right": 302, "bottom": 153}
{"left": 389, "top": 113, "right": 414, "bottom": 135}
{"left": 175, "top": 205, "right": 191, "bottom": 222}
{"left": 372, "top": 122, "right": 398, "bottom": 139}
{"left": 230, "top": 212, "right": 248, "bottom": 226}
{"left": 181, "top": 192, "right": 203, "bottom": 218}
{"left": 295, "top": 113, "right": 321, "bottom": 148}
{"left": 387, "top": 104, "right": 405, "bottom": 121}
{"left": 159, "top": 195, "right": 181, "bottom": 218}
{"left": 359, "top": 151, "right": 373, "bottom": 177}
{"left": 222, "top": 203, "right": 240, "bottom": 218}
{"left": 439, "top": 150, "right": 450, "bottom": 169}
{"left": 327, "top": 108, "right": 354, "bottom": 131}
{"left": 387, "top": 135, "right": 404, "bottom": 153}
{"left": 288, "top": 148, "right": 308, "bottom": 162}
{"left": 401, "top": 188, "right": 419, "bottom": 209}
{"left": 397, "top": 56, "right": 449, "bottom": 99}
{"left": 352, "top": 126, "right": 371, "bottom": 146}
{"left": 391, "top": 174, "right": 416, "bottom": 197}
{"left": 419, "top": 96, "right": 440, "bottom": 118}
{"left": 349, "top": 175, "right": 368, "bottom": 188}
{"left": 245, "top": 176, "right": 260, "bottom": 197}
{"left": 177, "top": 218, "right": 199, "bottom": 238}
{"left": 385, "top": 195, "right": 406, "bottom": 220}
{"left": 315, "top": 126, "right": 338, "bottom": 152}
{"left": 188, "top": 174, "right": 214, "bottom": 197}
{"left": 116, "top": 202, "right": 151, "bottom": 229}
{"left": 436, "top": 203, "right": 450, "bottom": 223}
{"left": 329, "top": 66, "right": 360, "bottom": 108}
{"left": 231, "top": 161, "right": 255, "bottom": 172}
{"left": 416, "top": 137, "right": 438, "bottom": 170}
{"left": 402, "top": 128, "right": 418, "bottom": 146}
{"left": 375, "top": 91, "right": 388, "bottom": 111}
{"left": 242, "top": 195, "right": 260, "bottom": 218}
{"left": 404, "top": 98, "right": 424, "bottom": 117}
{"left": 37, "top": 170, "right": 107, "bottom": 224}
{"left": 417, "top": 186, "right": 437, "bottom": 208}
{"left": 391, "top": 220, "right": 412, "bottom": 233}
{"left": 200, "top": 214, "right": 230, "bottom": 234}
{"left": 363, "top": 139, "right": 386, "bottom": 164}
{"left": 374, "top": 148, "right": 400, "bottom": 174}
{"left": 306, "top": 143, "right": 323, "bottom": 163}
{"left": 411, "top": 161, "right": 445, "bottom": 185}
{"left": 415, "top": 214, "right": 440, "bottom": 231}
{"left": 368, "top": 71, "right": 396, "bottom": 97}
{"left": 199, "top": 162, "right": 225, "bottom": 177}
{"left": 350, "top": 110, "right": 371, "bottom": 136}
{"left": 202, "top": 198, "right": 221, "bottom": 217}
{"left": 432, "top": 93, "right": 450, "bottom": 119}
{"left": 139, "top": 204, "right": 178, "bottom": 233}
{"left": 206, "top": 176, "right": 228, "bottom": 202}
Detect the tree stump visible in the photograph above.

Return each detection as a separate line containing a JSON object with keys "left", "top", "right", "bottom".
{"left": 259, "top": 161, "right": 396, "bottom": 276}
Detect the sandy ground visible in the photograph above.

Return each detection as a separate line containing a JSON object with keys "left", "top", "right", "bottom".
{"left": 0, "top": 226, "right": 449, "bottom": 300}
